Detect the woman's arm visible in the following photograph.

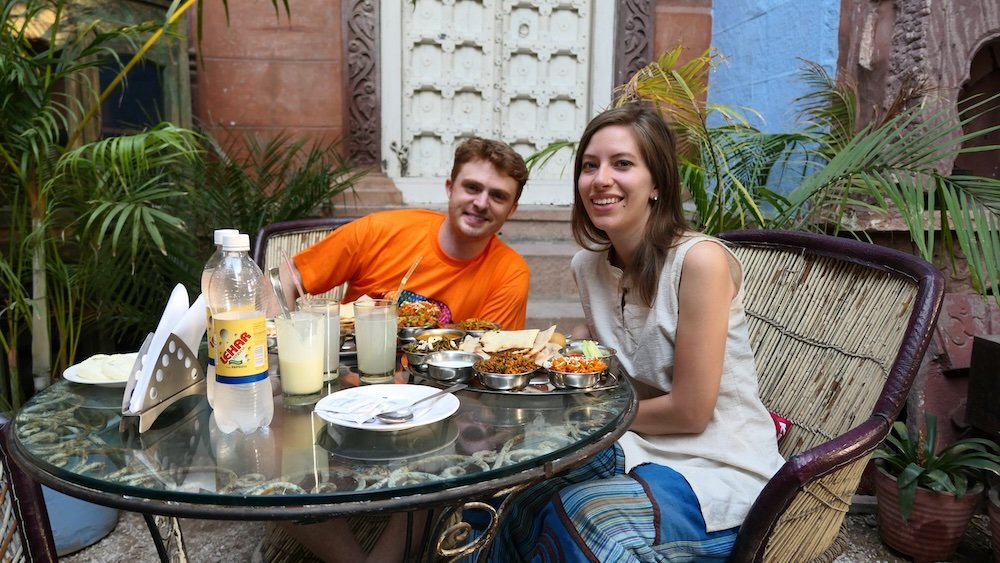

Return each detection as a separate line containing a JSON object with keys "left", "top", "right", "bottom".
{"left": 629, "top": 241, "right": 736, "bottom": 435}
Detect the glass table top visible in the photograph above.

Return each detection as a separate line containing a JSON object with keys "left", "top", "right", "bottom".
{"left": 12, "top": 372, "right": 634, "bottom": 516}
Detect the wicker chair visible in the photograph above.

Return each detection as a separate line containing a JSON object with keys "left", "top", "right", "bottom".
{"left": 253, "top": 216, "right": 358, "bottom": 300}
{"left": 719, "top": 230, "right": 944, "bottom": 562}
{"left": 0, "top": 414, "right": 59, "bottom": 562}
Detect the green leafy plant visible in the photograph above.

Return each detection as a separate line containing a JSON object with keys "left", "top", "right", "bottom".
{"left": 872, "top": 414, "right": 1000, "bottom": 520}
{"left": 528, "top": 47, "right": 1000, "bottom": 305}
{"left": 174, "top": 131, "right": 366, "bottom": 256}
{"left": 0, "top": 0, "right": 304, "bottom": 409}
{"left": 1, "top": 0, "right": 202, "bottom": 408}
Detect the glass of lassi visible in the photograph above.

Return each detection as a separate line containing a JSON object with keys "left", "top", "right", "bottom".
{"left": 275, "top": 310, "right": 325, "bottom": 403}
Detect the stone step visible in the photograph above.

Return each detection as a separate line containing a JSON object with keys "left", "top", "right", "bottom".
{"left": 500, "top": 205, "right": 574, "bottom": 242}
{"left": 510, "top": 240, "right": 582, "bottom": 300}
{"left": 525, "top": 297, "right": 585, "bottom": 333}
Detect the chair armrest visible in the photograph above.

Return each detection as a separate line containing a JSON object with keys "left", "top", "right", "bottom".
{"left": 730, "top": 416, "right": 889, "bottom": 562}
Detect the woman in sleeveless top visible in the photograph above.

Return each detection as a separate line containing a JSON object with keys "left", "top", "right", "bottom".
{"left": 489, "top": 105, "right": 785, "bottom": 562}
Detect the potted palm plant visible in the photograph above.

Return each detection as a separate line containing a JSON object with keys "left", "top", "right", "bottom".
{"left": 871, "top": 414, "right": 1000, "bottom": 562}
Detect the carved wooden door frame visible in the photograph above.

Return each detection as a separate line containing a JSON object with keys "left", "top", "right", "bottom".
{"left": 341, "top": 0, "right": 653, "bottom": 173}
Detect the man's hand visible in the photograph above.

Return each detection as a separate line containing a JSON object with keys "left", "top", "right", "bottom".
{"left": 262, "top": 261, "right": 304, "bottom": 317}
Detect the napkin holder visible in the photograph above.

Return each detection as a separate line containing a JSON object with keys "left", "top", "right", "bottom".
{"left": 121, "top": 332, "right": 207, "bottom": 433}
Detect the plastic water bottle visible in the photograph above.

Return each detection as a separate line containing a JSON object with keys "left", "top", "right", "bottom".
{"left": 209, "top": 233, "right": 273, "bottom": 433}
{"left": 208, "top": 413, "right": 276, "bottom": 480}
{"left": 202, "top": 228, "right": 239, "bottom": 408}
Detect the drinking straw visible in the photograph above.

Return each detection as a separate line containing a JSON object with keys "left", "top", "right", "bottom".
{"left": 394, "top": 256, "right": 422, "bottom": 306}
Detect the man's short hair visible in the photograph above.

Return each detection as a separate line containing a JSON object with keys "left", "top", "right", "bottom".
{"left": 450, "top": 137, "right": 530, "bottom": 201}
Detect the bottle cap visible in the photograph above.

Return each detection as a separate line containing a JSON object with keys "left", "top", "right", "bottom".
{"left": 222, "top": 233, "right": 251, "bottom": 252}
{"left": 214, "top": 228, "right": 240, "bottom": 245}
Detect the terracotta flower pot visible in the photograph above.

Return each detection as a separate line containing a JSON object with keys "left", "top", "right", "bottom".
{"left": 874, "top": 466, "right": 983, "bottom": 563}
{"left": 989, "top": 488, "right": 1000, "bottom": 563}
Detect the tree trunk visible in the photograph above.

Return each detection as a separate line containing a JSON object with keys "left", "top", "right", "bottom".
{"left": 31, "top": 218, "right": 50, "bottom": 392}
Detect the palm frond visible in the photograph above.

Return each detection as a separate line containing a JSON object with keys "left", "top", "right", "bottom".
{"left": 175, "top": 130, "right": 366, "bottom": 248}
{"left": 525, "top": 140, "right": 576, "bottom": 173}
{"left": 54, "top": 123, "right": 201, "bottom": 260}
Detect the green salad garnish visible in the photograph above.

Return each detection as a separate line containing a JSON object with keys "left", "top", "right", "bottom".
{"left": 580, "top": 340, "right": 601, "bottom": 358}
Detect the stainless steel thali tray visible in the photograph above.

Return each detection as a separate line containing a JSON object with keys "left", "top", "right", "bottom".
{"left": 414, "top": 369, "right": 621, "bottom": 395}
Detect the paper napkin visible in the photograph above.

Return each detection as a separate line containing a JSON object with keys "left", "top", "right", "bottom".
{"left": 171, "top": 294, "right": 207, "bottom": 354}
{"left": 314, "top": 396, "right": 387, "bottom": 425}
{"left": 128, "top": 284, "right": 190, "bottom": 412}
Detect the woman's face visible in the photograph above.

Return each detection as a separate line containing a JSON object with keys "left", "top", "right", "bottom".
{"left": 577, "top": 125, "right": 658, "bottom": 243}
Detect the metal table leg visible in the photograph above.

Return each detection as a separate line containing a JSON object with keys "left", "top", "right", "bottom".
{"left": 142, "top": 514, "right": 189, "bottom": 563}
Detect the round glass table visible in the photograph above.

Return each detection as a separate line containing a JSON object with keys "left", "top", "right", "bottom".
{"left": 12, "top": 371, "right": 636, "bottom": 559}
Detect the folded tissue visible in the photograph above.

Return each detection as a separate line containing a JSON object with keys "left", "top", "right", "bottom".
{"left": 126, "top": 284, "right": 208, "bottom": 413}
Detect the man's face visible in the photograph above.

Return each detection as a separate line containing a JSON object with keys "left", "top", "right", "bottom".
{"left": 445, "top": 158, "right": 520, "bottom": 243}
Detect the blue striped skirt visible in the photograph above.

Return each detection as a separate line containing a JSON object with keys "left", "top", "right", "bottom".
{"left": 487, "top": 445, "right": 738, "bottom": 562}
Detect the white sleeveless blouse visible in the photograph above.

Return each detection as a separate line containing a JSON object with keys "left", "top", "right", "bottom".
{"left": 571, "top": 235, "right": 785, "bottom": 532}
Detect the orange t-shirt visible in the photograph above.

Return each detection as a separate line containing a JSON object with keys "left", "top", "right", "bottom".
{"left": 293, "top": 210, "right": 530, "bottom": 329}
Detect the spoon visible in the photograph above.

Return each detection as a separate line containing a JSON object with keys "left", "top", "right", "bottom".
{"left": 268, "top": 267, "right": 292, "bottom": 319}
{"left": 281, "top": 251, "right": 307, "bottom": 300}
{"left": 374, "top": 383, "right": 467, "bottom": 424}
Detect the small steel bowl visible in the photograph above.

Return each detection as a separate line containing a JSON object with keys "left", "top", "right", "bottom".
{"left": 545, "top": 353, "right": 610, "bottom": 389}
{"left": 476, "top": 369, "right": 535, "bottom": 391}
{"left": 403, "top": 349, "right": 430, "bottom": 372}
{"left": 415, "top": 328, "right": 466, "bottom": 343}
{"left": 425, "top": 350, "right": 481, "bottom": 383}
{"left": 402, "top": 332, "right": 463, "bottom": 372}
{"left": 560, "top": 343, "right": 617, "bottom": 359}
{"left": 560, "top": 344, "right": 618, "bottom": 372}
{"left": 548, "top": 369, "right": 604, "bottom": 389}
{"left": 398, "top": 325, "right": 436, "bottom": 343}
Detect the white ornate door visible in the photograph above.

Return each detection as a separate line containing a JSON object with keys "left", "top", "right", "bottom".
{"left": 382, "top": 0, "right": 615, "bottom": 205}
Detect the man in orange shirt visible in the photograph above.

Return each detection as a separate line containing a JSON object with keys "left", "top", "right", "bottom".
{"left": 273, "top": 138, "right": 530, "bottom": 562}
{"left": 282, "top": 136, "right": 530, "bottom": 329}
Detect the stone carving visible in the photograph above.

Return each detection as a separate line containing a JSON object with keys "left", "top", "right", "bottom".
{"left": 397, "top": 0, "right": 591, "bottom": 180}
{"left": 615, "top": 0, "right": 653, "bottom": 87}
{"left": 344, "top": 0, "right": 380, "bottom": 166}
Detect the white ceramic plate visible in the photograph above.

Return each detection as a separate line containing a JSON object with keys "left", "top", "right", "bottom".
{"left": 314, "top": 384, "right": 460, "bottom": 432}
{"left": 63, "top": 353, "right": 139, "bottom": 387}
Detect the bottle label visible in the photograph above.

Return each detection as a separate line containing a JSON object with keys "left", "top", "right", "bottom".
{"left": 214, "top": 313, "right": 268, "bottom": 384}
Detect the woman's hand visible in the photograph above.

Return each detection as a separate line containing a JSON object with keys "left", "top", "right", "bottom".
{"left": 630, "top": 241, "right": 736, "bottom": 435}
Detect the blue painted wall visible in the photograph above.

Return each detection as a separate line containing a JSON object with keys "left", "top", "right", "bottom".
{"left": 709, "top": 0, "right": 840, "bottom": 133}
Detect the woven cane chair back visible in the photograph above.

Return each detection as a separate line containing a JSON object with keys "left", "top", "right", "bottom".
{"left": 721, "top": 230, "right": 944, "bottom": 563}
{"left": 0, "top": 415, "right": 58, "bottom": 562}
{"left": 253, "top": 217, "right": 357, "bottom": 301}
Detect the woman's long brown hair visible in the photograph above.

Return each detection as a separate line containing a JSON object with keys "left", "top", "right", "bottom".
{"left": 571, "top": 105, "right": 689, "bottom": 307}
